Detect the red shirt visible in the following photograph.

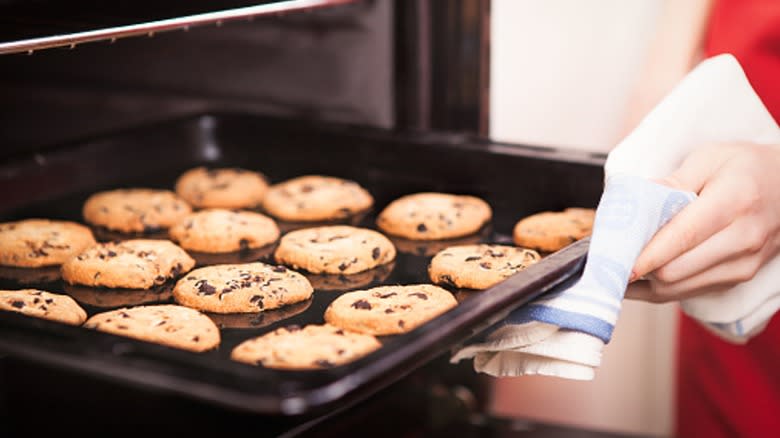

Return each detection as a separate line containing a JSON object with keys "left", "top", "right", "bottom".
{"left": 677, "top": 1, "right": 780, "bottom": 436}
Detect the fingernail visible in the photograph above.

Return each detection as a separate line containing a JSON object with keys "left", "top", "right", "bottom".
{"left": 628, "top": 271, "right": 638, "bottom": 283}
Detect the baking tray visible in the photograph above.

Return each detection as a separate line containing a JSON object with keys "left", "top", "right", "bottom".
{"left": 0, "top": 113, "right": 604, "bottom": 416}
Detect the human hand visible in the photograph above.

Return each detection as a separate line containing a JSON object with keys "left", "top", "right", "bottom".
{"left": 624, "top": 142, "right": 780, "bottom": 303}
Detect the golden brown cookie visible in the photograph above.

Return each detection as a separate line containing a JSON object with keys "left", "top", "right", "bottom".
{"left": 0, "top": 289, "right": 87, "bottom": 325}
{"left": 169, "top": 209, "right": 280, "bottom": 253}
{"left": 61, "top": 239, "right": 195, "bottom": 289}
{"left": 324, "top": 284, "right": 457, "bottom": 335}
{"left": 512, "top": 208, "right": 595, "bottom": 252}
{"left": 83, "top": 304, "right": 220, "bottom": 352}
{"left": 83, "top": 188, "right": 191, "bottom": 233}
{"left": 428, "top": 244, "right": 541, "bottom": 290}
{"left": 173, "top": 262, "right": 313, "bottom": 314}
{"left": 0, "top": 219, "right": 96, "bottom": 268}
{"left": 274, "top": 225, "right": 395, "bottom": 274}
{"left": 175, "top": 167, "right": 269, "bottom": 209}
{"left": 231, "top": 324, "right": 381, "bottom": 369}
{"left": 376, "top": 193, "right": 492, "bottom": 240}
{"left": 262, "top": 175, "right": 373, "bottom": 222}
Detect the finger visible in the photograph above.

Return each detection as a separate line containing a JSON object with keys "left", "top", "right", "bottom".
{"left": 654, "top": 147, "right": 727, "bottom": 193}
{"left": 632, "top": 179, "right": 739, "bottom": 279}
{"left": 652, "top": 218, "right": 757, "bottom": 283}
{"left": 648, "top": 247, "right": 769, "bottom": 297}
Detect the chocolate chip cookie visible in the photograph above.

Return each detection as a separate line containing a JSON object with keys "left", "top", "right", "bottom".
{"left": 428, "top": 244, "right": 541, "bottom": 290}
{"left": 173, "top": 262, "right": 313, "bottom": 313}
{"left": 83, "top": 188, "right": 191, "bottom": 233}
{"left": 512, "top": 208, "right": 595, "bottom": 252}
{"left": 0, "top": 289, "right": 87, "bottom": 325}
{"left": 324, "top": 284, "right": 457, "bottom": 335}
{"left": 231, "top": 324, "right": 381, "bottom": 370}
{"left": 274, "top": 225, "right": 395, "bottom": 274}
{"left": 376, "top": 193, "right": 492, "bottom": 240}
{"left": 84, "top": 304, "right": 220, "bottom": 352}
{"left": 0, "top": 219, "right": 96, "bottom": 268}
{"left": 169, "top": 209, "right": 280, "bottom": 253}
{"left": 175, "top": 167, "right": 269, "bottom": 209}
{"left": 262, "top": 175, "right": 373, "bottom": 222}
{"left": 61, "top": 239, "right": 195, "bottom": 289}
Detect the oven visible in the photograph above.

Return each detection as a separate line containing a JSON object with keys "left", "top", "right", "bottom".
{"left": 0, "top": 2, "right": 627, "bottom": 436}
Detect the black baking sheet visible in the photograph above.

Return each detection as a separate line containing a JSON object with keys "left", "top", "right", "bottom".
{"left": 0, "top": 113, "right": 604, "bottom": 416}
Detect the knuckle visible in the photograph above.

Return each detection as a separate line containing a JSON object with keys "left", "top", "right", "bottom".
{"left": 734, "top": 259, "right": 762, "bottom": 283}
{"left": 742, "top": 226, "right": 768, "bottom": 254}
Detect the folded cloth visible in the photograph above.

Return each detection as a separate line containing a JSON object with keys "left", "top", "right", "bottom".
{"left": 452, "top": 54, "right": 780, "bottom": 379}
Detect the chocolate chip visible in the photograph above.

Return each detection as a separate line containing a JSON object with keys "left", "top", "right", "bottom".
{"left": 155, "top": 275, "right": 166, "bottom": 283}
{"left": 33, "top": 298, "right": 40, "bottom": 304}
{"left": 45, "top": 298, "right": 53, "bottom": 304}
{"left": 351, "top": 299, "right": 372, "bottom": 310}
{"left": 480, "top": 262, "right": 492, "bottom": 270}
{"left": 272, "top": 265, "right": 287, "bottom": 273}
{"left": 338, "top": 261, "right": 349, "bottom": 271}
{"left": 464, "top": 256, "right": 481, "bottom": 262}
{"left": 338, "top": 207, "right": 352, "bottom": 216}
{"left": 300, "top": 184, "right": 314, "bottom": 193}
{"left": 119, "top": 311, "right": 130, "bottom": 318}
{"left": 398, "top": 320, "right": 405, "bottom": 328}
{"left": 384, "top": 308, "right": 395, "bottom": 314}
{"left": 192, "top": 336, "right": 200, "bottom": 342}
{"left": 337, "top": 349, "right": 345, "bottom": 355}
{"left": 117, "top": 325, "right": 129, "bottom": 330}
{"left": 93, "top": 272, "right": 101, "bottom": 280}
{"left": 195, "top": 280, "right": 216, "bottom": 295}
{"left": 315, "top": 359, "right": 334, "bottom": 368}
{"left": 107, "top": 250, "right": 117, "bottom": 257}
{"left": 377, "top": 292, "right": 397, "bottom": 299}
{"left": 250, "top": 295, "right": 264, "bottom": 309}
{"left": 417, "top": 223, "right": 427, "bottom": 232}
{"left": 409, "top": 292, "right": 428, "bottom": 300}
{"left": 372, "top": 247, "right": 381, "bottom": 260}
{"left": 10, "top": 300, "right": 24, "bottom": 309}
{"left": 335, "top": 329, "right": 345, "bottom": 335}
{"left": 155, "top": 320, "right": 167, "bottom": 326}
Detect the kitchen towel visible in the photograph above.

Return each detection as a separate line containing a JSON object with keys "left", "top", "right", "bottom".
{"left": 452, "top": 54, "right": 780, "bottom": 379}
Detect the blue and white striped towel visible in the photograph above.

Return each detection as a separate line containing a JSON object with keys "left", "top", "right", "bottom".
{"left": 451, "top": 176, "right": 695, "bottom": 380}
{"left": 452, "top": 54, "right": 780, "bottom": 380}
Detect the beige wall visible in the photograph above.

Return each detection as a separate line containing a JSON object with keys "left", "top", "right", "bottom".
{"left": 489, "top": 1, "right": 677, "bottom": 436}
